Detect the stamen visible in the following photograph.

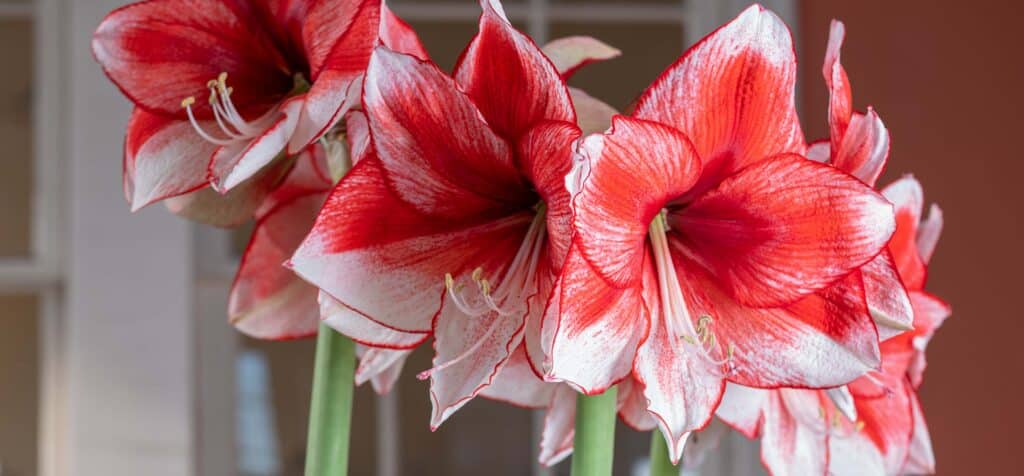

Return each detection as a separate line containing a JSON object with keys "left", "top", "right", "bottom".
{"left": 826, "top": 386, "right": 858, "bottom": 421}
{"left": 179, "top": 71, "right": 281, "bottom": 148}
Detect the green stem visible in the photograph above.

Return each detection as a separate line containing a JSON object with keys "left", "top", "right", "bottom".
{"left": 570, "top": 387, "right": 618, "bottom": 476}
{"left": 305, "top": 323, "right": 355, "bottom": 476}
{"left": 648, "top": 430, "right": 678, "bottom": 476}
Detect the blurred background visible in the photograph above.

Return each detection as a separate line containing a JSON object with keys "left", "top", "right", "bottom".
{"left": 0, "top": 0, "right": 1020, "bottom": 474}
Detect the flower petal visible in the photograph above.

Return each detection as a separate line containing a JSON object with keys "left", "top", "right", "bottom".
{"left": 806, "top": 139, "right": 830, "bottom": 163}
{"left": 380, "top": 3, "right": 429, "bottom": 60}
{"left": 544, "top": 247, "right": 649, "bottom": 394}
{"left": 824, "top": 20, "right": 853, "bottom": 145}
{"left": 569, "top": 87, "right": 617, "bottom": 136}
{"left": 163, "top": 159, "right": 291, "bottom": 227}
{"left": 634, "top": 260, "right": 725, "bottom": 464}
{"left": 539, "top": 385, "right": 576, "bottom": 466}
{"left": 229, "top": 193, "right": 325, "bottom": 340}
{"left": 344, "top": 110, "right": 372, "bottom": 165}
{"left": 882, "top": 176, "right": 927, "bottom": 290}
{"left": 480, "top": 345, "right": 556, "bottom": 408}
{"left": 634, "top": 5, "right": 804, "bottom": 186}
{"left": 904, "top": 291, "right": 951, "bottom": 388}
{"left": 453, "top": 0, "right": 575, "bottom": 140}
{"left": 832, "top": 109, "right": 889, "bottom": 187}
{"left": 573, "top": 116, "right": 702, "bottom": 287}
{"left": 319, "top": 292, "right": 428, "bottom": 349}
{"left": 861, "top": 250, "right": 914, "bottom": 341}
{"left": 210, "top": 98, "right": 304, "bottom": 191}
{"left": 290, "top": 157, "right": 533, "bottom": 333}
{"left": 518, "top": 120, "right": 582, "bottom": 267}
{"left": 363, "top": 47, "right": 527, "bottom": 219}
{"left": 828, "top": 433, "right": 885, "bottom": 476}
{"left": 673, "top": 154, "right": 895, "bottom": 307}
{"left": 716, "top": 384, "right": 767, "bottom": 438}
{"left": 682, "top": 419, "right": 728, "bottom": 470}
{"left": 355, "top": 345, "right": 411, "bottom": 395}
{"left": 92, "top": 0, "right": 291, "bottom": 115}
{"left": 123, "top": 108, "right": 213, "bottom": 211}
{"left": 902, "top": 392, "right": 936, "bottom": 474}
{"left": 617, "top": 377, "right": 656, "bottom": 431}
{"left": 917, "top": 204, "right": 944, "bottom": 265}
{"left": 851, "top": 382, "right": 914, "bottom": 474}
{"left": 760, "top": 390, "right": 829, "bottom": 475}
{"left": 541, "top": 36, "right": 621, "bottom": 79}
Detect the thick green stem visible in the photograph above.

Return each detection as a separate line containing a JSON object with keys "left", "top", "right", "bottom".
{"left": 648, "top": 430, "right": 678, "bottom": 476}
{"left": 305, "top": 323, "right": 355, "bottom": 476}
{"left": 570, "top": 387, "right": 618, "bottom": 476}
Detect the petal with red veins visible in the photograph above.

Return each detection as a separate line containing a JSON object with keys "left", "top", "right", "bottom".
{"left": 290, "top": 158, "right": 532, "bottom": 333}
{"left": 917, "top": 204, "right": 944, "bottom": 265}
{"left": 902, "top": 392, "right": 936, "bottom": 474}
{"left": 453, "top": 0, "right": 574, "bottom": 140}
{"left": 672, "top": 154, "right": 895, "bottom": 307}
{"left": 539, "top": 385, "right": 576, "bottom": 466}
{"left": 355, "top": 345, "right": 410, "bottom": 395}
{"left": 123, "top": 108, "right": 213, "bottom": 211}
{"left": 760, "top": 390, "right": 829, "bottom": 475}
{"left": 518, "top": 121, "right": 581, "bottom": 267}
{"left": 92, "top": 0, "right": 291, "bottom": 115}
{"left": 806, "top": 139, "right": 830, "bottom": 163}
{"left": 827, "top": 432, "right": 885, "bottom": 476}
{"left": 905, "top": 291, "right": 951, "bottom": 387}
{"left": 716, "top": 383, "right": 767, "bottom": 438}
{"left": 229, "top": 193, "right": 326, "bottom": 340}
{"left": 569, "top": 88, "right": 617, "bottom": 136}
{"left": 824, "top": 20, "right": 853, "bottom": 145}
{"left": 164, "top": 158, "right": 291, "bottom": 227}
{"left": 545, "top": 248, "right": 649, "bottom": 394}
{"left": 882, "top": 176, "right": 927, "bottom": 289}
{"left": 617, "top": 377, "right": 656, "bottom": 431}
{"left": 288, "top": 0, "right": 380, "bottom": 151}
{"left": 380, "top": 3, "right": 429, "bottom": 60}
{"left": 634, "top": 259, "right": 724, "bottom": 464}
{"left": 319, "top": 292, "right": 428, "bottom": 349}
{"left": 523, "top": 261, "right": 556, "bottom": 377}
{"left": 690, "top": 266, "right": 881, "bottom": 388}
{"left": 861, "top": 250, "right": 914, "bottom": 341}
{"left": 832, "top": 109, "right": 889, "bottom": 187}
{"left": 682, "top": 419, "right": 728, "bottom": 470}
{"left": 363, "top": 47, "right": 527, "bottom": 219}
{"left": 255, "top": 147, "right": 332, "bottom": 219}
{"left": 634, "top": 5, "right": 804, "bottom": 186}
{"left": 852, "top": 382, "right": 914, "bottom": 474}
{"left": 210, "top": 98, "right": 304, "bottom": 192}
{"left": 573, "top": 116, "right": 702, "bottom": 287}
{"left": 541, "top": 36, "right": 621, "bottom": 79}
{"left": 480, "top": 345, "right": 556, "bottom": 408}
{"left": 345, "top": 110, "right": 372, "bottom": 165}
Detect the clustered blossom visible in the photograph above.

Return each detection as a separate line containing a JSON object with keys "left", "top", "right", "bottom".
{"left": 93, "top": 0, "right": 950, "bottom": 474}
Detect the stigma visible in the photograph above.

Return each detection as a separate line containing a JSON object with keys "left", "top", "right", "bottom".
{"left": 180, "top": 72, "right": 278, "bottom": 147}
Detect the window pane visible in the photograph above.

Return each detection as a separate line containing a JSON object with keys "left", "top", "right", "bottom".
{"left": 0, "top": 294, "right": 39, "bottom": 476}
{"left": 549, "top": 21, "right": 685, "bottom": 111}
{"left": 0, "top": 19, "right": 34, "bottom": 257}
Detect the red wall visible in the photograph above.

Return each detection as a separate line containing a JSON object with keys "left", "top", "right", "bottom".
{"left": 800, "top": 1, "right": 1024, "bottom": 473}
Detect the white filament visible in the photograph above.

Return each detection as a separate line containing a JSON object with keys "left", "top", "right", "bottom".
{"left": 180, "top": 72, "right": 278, "bottom": 147}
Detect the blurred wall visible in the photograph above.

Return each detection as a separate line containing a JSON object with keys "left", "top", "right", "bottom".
{"left": 800, "top": 1, "right": 1024, "bottom": 474}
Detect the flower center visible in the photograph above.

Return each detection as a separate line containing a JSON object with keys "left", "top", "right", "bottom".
{"left": 648, "top": 211, "right": 735, "bottom": 369}
{"left": 416, "top": 205, "right": 548, "bottom": 380}
{"left": 180, "top": 72, "right": 280, "bottom": 146}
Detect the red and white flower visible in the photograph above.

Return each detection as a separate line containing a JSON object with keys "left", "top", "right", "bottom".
{"left": 93, "top": 0, "right": 422, "bottom": 224}
{"left": 290, "top": 0, "right": 583, "bottom": 428}
{"left": 546, "top": 6, "right": 897, "bottom": 462}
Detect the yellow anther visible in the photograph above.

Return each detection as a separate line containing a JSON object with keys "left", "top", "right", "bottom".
{"left": 831, "top": 413, "right": 842, "bottom": 428}
{"left": 471, "top": 267, "right": 484, "bottom": 282}
{"left": 445, "top": 273, "right": 455, "bottom": 289}
{"left": 217, "top": 72, "right": 228, "bottom": 89}
{"left": 681, "top": 335, "right": 696, "bottom": 345}
{"left": 181, "top": 96, "right": 196, "bottom": 108}
{"left": 855, "top": 421, "right": 865, "bottom": 432}
{"left": 818, "top": 406, "right": 826, "bottom": 419}
{"left": 480, "top": 278, "right": 491, "bottom": 296}
{"left": 206, "top": 79, "right": 218, "bottom": 89}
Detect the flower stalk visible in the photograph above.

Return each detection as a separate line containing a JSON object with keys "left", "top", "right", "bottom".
{"left": 305, "top": 323, "right": 356, "bottom": 476}
{"left": 570, "top": 387, "right": 618, "bottom": 476}
{"left": 648, "top": 431, "right": 677, "bottom": 476}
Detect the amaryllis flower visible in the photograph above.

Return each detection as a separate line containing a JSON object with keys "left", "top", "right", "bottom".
{"left": 92, "top": 0, "right": 420, "bottom": 224}
{"left": 290, "top": 0, "right": 584, "bottom": 428}
{"left": 546, "top": 5, "right": 897, "bottom": 462}
{"left": 806, "top": 20, "right": 914, "bottom": 340}
{"left": 717, "top": 176, "right": 949, "bottom": 475}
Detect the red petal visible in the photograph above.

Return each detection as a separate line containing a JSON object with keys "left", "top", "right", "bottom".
{"left": 518, "top": 121, "right": 582, "bottom": 268}
{"left": 633, "top": 5, "right": 804, "bottom": 187}
{"left": 916, "top": 204, "right": 944, "bottom": 265}
{"left": 210, "top": 98, "right": 304, "bottom": 191}
{"left": 904, "top": 291, "right": 951, "bottom": 388}
{"left": 716, "top": 383, "right": 767, "bottom": 438}
{"left": 617, "top": 377, "right": 656, "bottom": 431}
{"left": 824, "top": 20, "right": 853, "bottom": 147}
{"left": 682, "top": 420, "right": 728, "bottom": 470}
{"left": 573, "top": 116, "right": 702, "bottom": 287}
{"left": 92, "top": 0, "right": 292, "bottom": 115}
{"left": 164, "top": 158, "right": 291, "bottom": 227}
{"left": 319, "top": 292, "right": 428, "bottom": 349}
{"left": 380, "top": 3, "right": 429, "bottom": 60}
{"left": 569, "top": 88, "right": 617, "bottom": 135}
{"left": 453, "top": 0, "right": 574, "bottom": 140}
{"left": 861, "top": 250, "right": 914, "bottom": 341}
{"left": 633, "top": 257, "right": 725, "bottom": 464}
{"left": 849, "top": 381, "right": 914, "bottom": 474}
{"left": 290, "top": 158, "right": 533, "bottom": 333}
{"left": 229, "top": 193, "right": 325, "bottom": 340}
{"left": 539, "top": 385, "right": 576, "bottom": 466}
{"left": 344, "top": 110, "right": 372, "bottom": 165}
{"left": 363, "top": 47, "right": 528, "bottom": 219}
{"left": 902, "top": 392, "right": 936, "bottom": 474}
{"left": 355, "top": 345, "right": 411, "bottom": 395}
{"left": 882, "top": 176, "right": 927, "bottom": 290}
{"left": 541, "top": 36, "right": 621, "bottom": 79}
{"left": 673, "top": 154, "right": 895, "bottom": 307}
{"left": 760, "top": 390, "right": 829, "bottom": 475}
{"left": 545, "top": 247, "right": 649, "bottom": 394}
{"left": 123, "top": 108, "right": 212, "bottom": 211}
{"left": 479, "top": 345, "right": 556, "bottom": 408}
{"left": 806, "top": 139, "right": 830, "bottom": 163}
{"left": 255, "top": 146, "right": 332, "bottom": 219}
{"left": 832, "top": 109, "right": 890, "bottom": 187}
